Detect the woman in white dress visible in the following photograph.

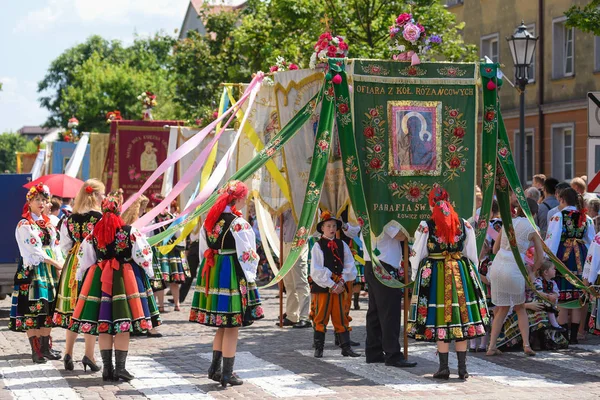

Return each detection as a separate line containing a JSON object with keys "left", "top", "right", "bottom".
{"left": 487, "top": 198, "right": 542, "bottom": 356}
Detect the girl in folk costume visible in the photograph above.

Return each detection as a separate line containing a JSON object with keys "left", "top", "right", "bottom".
{"left": 583, "top": 233, "right": 600, "bottom": 336}
{"left": 545, "top": 187, "right": 595, "bottom": 343}
{"left": 53, "top": 179, "right": 105, "bottom": 372}
{"left": 69, "top": 195, "right": 159, "bottom": 382}
{"left": 10, "top": 184, "right": 64, "bottom": 363}
{"left": 189, "top": 180, "right": 263, "bottom": 387}
{"left": 152, "top": 194, "right": 189, "bottom": 312}
{"left": 407, "top": 187, "right": 489, "bottom": 380}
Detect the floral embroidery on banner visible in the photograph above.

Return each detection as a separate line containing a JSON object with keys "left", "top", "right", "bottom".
{"left": 442, "top": 106, "right": 469, "bottom": 182}
{"left": 305, "top": 181, "right": 321, "bottom": 204}
{"left": 398, "top": 65, "right": 427, "bottom": 77}
{"left": 336, "top": 95, "right": 352, "bottom": 127}
{"left": 437, "top": 66, "right": 467, "bottom": 77}
{"left": 344, "top": 156, "right": 359, "bottom": 185}
{"left": 363, "top": 105, "right": 387, "bottom": 181}
{"left": 482, "top": 105, "right": 497, "bottom": 134}
{"left": 292, "top": 226, "right": 308, "bottom": 249}
{"left": 360, "top": 63, "right": 390, "bottom": 76}
{"left": 388, "top": 180, "right": 430, "bottom": 202}
{"left": 482, "top": 162, "right": 494, "bottom": 190}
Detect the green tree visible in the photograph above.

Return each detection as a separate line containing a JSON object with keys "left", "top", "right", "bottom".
{"left": 565, "top": 0, "right": 600, "bottom": 35}
{"left": 0, "top": 133, "right": 30, "bottom": 173}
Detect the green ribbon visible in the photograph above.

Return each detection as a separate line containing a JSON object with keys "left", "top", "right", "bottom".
{"left": 147, "top": 90, "right": 323, "bottom": 246}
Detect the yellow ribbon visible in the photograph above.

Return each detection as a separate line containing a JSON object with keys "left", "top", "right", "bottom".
{"left": 67, "top": 242, "right": 82, "bottom": 309}
{"left": 562, "top": 238, "right": 585, "bottom": 275}
{"left": 431, "top": 251, "right": 469, "bottom": 324}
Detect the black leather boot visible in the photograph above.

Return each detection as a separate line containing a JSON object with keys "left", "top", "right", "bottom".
{"left": 569, "top": 323, "right": 580, "bottom": 344}
{"left": 339, "top": 331, "right": 361, "bottom": 357}
{"left": 207, "top": 350, "right": 222, "bottom": 382}
{"left": 335, "top": 332, "right": 360, "bottom": 347}
{"left": 561, "top": 324, "right": 570, "bottom": 342}
{"left": 40, "top": 336, "right": 61, "bottom": 360}
{"left": 353, "top": 293, "right": 360, "bottom": 310}
{"left": 314, "top": 331, "right": 325, "bottom": 358}
{"left": 28, "top": 336, "right": 46, "bottom": 364}
{"left": 220, "top": 357, "right": 243, "bottom": 387}
{"left": 457, "top": 351, "right": 469, "bottom": 380}
{"left": 433, "top": 352, "right": 450, "bottom": 380}
{"left": 100, "top": 350, "right": 114, "bottom": 381}
{"left": 114, "top": 350, "right": 134, "bottom": 382}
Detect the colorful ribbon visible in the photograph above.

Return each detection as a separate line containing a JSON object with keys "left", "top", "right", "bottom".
{"left": 67, "top": 242, "right": 81, "bottom": 309}
{"left": 562, "top": 238, "right": 585, "bottom": 275}
{"left": 431, "top": 251, "right": 468, "bottom": 324}
{"left": 98, "top": 258, "right": 120, "bottom": 296}
{"left": 392, "top": 51, "right": 421, "bottom": 66}
{"left": 202, "top": 249, "right": 218, "bottom": 295}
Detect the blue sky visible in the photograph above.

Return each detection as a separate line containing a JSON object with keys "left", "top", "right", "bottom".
{"left": 0, "top": 0, "right": 190, "bottom": 132}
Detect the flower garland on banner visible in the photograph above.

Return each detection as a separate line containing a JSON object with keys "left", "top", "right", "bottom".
{"left": 389, "top": 13, "right": 442, "bottom": 65}
{"left": 106, "top": 110, "right": 122, "bottom": 124}
{"left": 138, "top": 91, "right": 157, "bottom": 121}
{"left": 264, "top": 56, "right": 299, "bottom": 85}
{"left": 309, "top": 32, "right": 349, "bottom": 69}
{"left": 58, "top": 117, "right": 80, "bottom": 143}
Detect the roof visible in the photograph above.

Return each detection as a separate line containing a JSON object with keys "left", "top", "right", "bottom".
{"left": 17, "top": 126, "right": 53, "bottom": 135}
{"left": 180, "top": 0, "right": 247, "bottom": 40}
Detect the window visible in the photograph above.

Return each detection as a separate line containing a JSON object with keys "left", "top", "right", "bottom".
{"left": 594, "top": 36, "right": 600, "bottom": 72}
{"left": 481, "top": 33, "right": 499, "bottom": 64}
{"left": 514, "top": 129, "right": 535, "bottom": 184}
{"left": 446, "top": 0, "right": 464, "bottom": 6}
{"left": 526, "top": 24, "right": 536, "bottom": 82}
{"left": 553, "top": 17, "right": 574, "bottom": 78}
{"left": 551, "top": 124, "right": 575, "bottom": 181}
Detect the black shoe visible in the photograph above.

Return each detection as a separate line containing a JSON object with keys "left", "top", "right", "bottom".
{"left": 349, "top": 339, "right": 360, "bottom": 347}
{"left": 339, "top": 332, "right": 362, "bottom": 357}
{"left": 64, "top": 353, "right": 74, "bottom": 371}
{"left": 147, "top": 331, "right": 163, "bottom": 338}
{"left": 353, "top": 293, "right": 360, "bottom": 310}
{"left": 275, "top": 318, "right": 295, "bottom": 327}
{"left": 208, "top": 350, "right": 222, "bottom": 382}
{"left": 82, "top": 355, "right": 101, "bottom": 372}
{"left": 114, "top": 350, "right": 134, "bottom": 382}
{"left": 365, "top": 354, "right": 385, "bottom": 364}
{"left": 457, "top": 351, "right": 469, "bottom": 380}
{"left": 314, "top": 331, "right": 325, "bottom": 358}
{"left": 29, "top": 337, "right": 47, "bottom": 364}
{"left": 550, "top": 325, "right": 567, "bottom": 333}
{"left": 293, "top": 320, "right": 311, "bottom": 329}
{"left": 560, "top": 324, "right": 570, "bottom": 342}
{"left": 469, "top": 348, "right": 477, "bottom": 353}
{"left": 386, "top": 357, "right": 418, "bottom": 368}
{"left": 569, "top": 323, "right": 580, "bottom": 344}
{"left": 433, "top": 352, "right": 449, "bottom": 379}
{"left": 40, "top": 336, "right": 61, "bottom": 360}
{"left": 100, "top": 349, "right": 114, "bottom": 381}
{"left": 221, "top": 357, "right": 244, "bottom": 387}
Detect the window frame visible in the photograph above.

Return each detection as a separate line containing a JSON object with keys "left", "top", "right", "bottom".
{"left": 551, "top": 123, "right": 576, "bottom": 181}
{"left": 513, "top": 128, "right": 535, "bottom": 185}
{"left": 480, "top": 33, "right": 500, "bottom": 64}
{"left": 552, "top": 16, "right": 575, "bottom": 78}
{"left": 595, "top": 35, "right": 600, "bottom": 72}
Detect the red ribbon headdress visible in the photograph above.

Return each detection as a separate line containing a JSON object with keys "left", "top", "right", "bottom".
{"left": 93, "top": 195, "right": 124, "bottom": 248}
{"left": 428, "top": 186, "right": 460, "bottom": 244}
{"left": 22, "top": 183, "right": 51, "bottom": 222}
{"left": 204, "top": 180, "right": 249, "bottom": 233}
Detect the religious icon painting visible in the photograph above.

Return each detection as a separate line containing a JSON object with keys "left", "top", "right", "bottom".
{"left": 387, "top": 100, "right": 442, "bottom": 176}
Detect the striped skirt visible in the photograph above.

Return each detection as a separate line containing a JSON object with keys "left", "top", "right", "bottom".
{"left": 556, "top": 240, "right": 587, "bottom": 302}
{"left": 9, "top": 248, "right": 59, "bottom": 332}
{"left": 69, "top": 261, "right": 160, "bottom": 335}
{"left": 407, "top": 254, "right": 490, "bottom": 342}
{"left": 158, "top": 249, "right": 189, "bottom": 284}
{"left": 53, "top": 243, "right": 81, "bottom": 328}
{"left": 189, "top": 251, "right": 263, "bottom": 328}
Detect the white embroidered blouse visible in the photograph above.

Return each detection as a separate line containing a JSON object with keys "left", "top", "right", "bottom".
{"left": 310, "top": 237, "right": 356, "bottom": 288}
{"left": 15, "top": 213, "right": 63, "bottom": 268}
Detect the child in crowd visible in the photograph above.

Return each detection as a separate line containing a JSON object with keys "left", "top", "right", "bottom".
{"left": 309, "top": 211, "right": 359, "bottom": 358}
{"left": 534, "top": 261, "right": 565, "bottom": 332}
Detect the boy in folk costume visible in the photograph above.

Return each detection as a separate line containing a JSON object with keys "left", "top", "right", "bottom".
{"left": 310, "top": 211, "right": 360, "bottom": 358}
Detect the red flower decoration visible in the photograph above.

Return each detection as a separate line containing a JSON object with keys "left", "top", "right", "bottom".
{"left": 409, "top": 187, "right": 421, "bottom": 198}
{"left": 448, "top": 144, "right": 457, "bottom": 152}
{"left": 453, "top": 127, "right": 465, "bottom": 138}
{"left": 407, "top": 67, "right": 418, "bottom": 76}
{"left": 363, "top": 127, "right": 375, "bottom": 138}
{"left": 373, "top": 144, "right": 382, "bottom": 153}
{"left": 449, "top": 157, "right": 461, "bottom": 168}
{"left": 369, "top": 109, "right": 379, "bottom": 117}
{"left": 485, "top": 111, "right": 495, "bottom": 121}
{"left": 369, "top": 158, "right": 383, "bottom": 169}
{"left": 338, "top": 103, "right": 349, "bottom": 114}
{"left": 85, "top": 186, "right": 94, "bottom": 194}
{"left": 448, "top": 109, "right": 459, "bottom": 118}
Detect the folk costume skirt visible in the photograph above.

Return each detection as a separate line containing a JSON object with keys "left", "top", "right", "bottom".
{"left": 189, "top": 251, "right": 263, "bottom": 328}
{"left": 159, "top": 249, "right": 190, "bottom": 284}
{"left": 9, "top": 248, "right": 59, "bottom": 332}
{"left": 150, "top": 251, "right": 167, "bottom": 292}
{"left": 555, "top": 239, "right": 587, "bottom": 302}
{"left": 53, "top": 243, "right": 82, "bottom": 328}
{"left": 589, "top": 275, "right": 600, "bottom": 336}
{"left": 407, "top": 253, "right": 489, "bottom": 342}
{"left": 69, "top": 260, "right": 160, "bottom": 336}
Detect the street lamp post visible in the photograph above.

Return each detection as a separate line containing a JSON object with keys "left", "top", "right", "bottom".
{"left": 506, "top": 21, "right": 538, "bottom": 185}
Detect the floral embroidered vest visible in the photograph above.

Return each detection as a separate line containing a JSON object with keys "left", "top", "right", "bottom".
{"left": 66, "top": 211, "right": 102, "bottom": 243}
{"left": 205, "top": 213, "right": 237, "bottom": 251}
{"left": 560, "top": 210, "right": 586, "bottom": 241}
{"left": 425, "top": 219, "right": 466, "bottom": 253}
{"left": 92, "top": 225, "right": 135, "bottom": 262}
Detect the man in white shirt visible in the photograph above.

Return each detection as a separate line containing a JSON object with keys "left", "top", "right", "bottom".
{"left": 364, "top": 221, "right": 417, "bottom": 368}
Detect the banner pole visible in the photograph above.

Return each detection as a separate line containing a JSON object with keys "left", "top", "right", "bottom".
{"left": 403, "top": 240, "right": 409, "bottom": 359}
{"left": 279, "top": 213, "right": 285, "bottom": 328}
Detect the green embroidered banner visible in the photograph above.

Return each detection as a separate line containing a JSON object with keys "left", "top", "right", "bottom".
{"left": 348, "top": 60, "right": 478, "bottom": 239}
{"left": 147, "top": 90, "right": 322, "bottom": 246}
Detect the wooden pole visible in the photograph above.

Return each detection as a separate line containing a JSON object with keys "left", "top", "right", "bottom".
{"left": 403, "top": 240, "right": 409, "bottom": 359}
{"left": 279, "top": 213, "right": 285, "bottom": 328}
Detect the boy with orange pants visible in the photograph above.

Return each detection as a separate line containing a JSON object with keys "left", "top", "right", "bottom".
{"left": 309, "top": 212, "right": 360, "bottom": 358}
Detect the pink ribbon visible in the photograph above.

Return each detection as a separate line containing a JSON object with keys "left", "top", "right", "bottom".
{"left": 121, "top": 74, "right": 262, "bottom": 213}
{"left": 392, "top": 51, "right": 421, "bottom": 66}
{"left": 136, "top": 72, "right": 264, "bottom": 232}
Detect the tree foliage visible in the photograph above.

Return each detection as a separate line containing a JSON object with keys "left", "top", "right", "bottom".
{"left": 39, "top": 0, "right": 477, "bottom": 128}
{"left": 0, "top": 133, "right": 31, "bottom": 173}
{"left": 565, "top": 0, "right": 600, "bottom": 35}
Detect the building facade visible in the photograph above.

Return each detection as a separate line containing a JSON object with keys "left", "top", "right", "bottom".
{"left": 449, "top": 0, "right": 600, "bottom": 184}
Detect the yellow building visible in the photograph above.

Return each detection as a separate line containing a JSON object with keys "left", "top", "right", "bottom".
{"left": 448, "top": 0, "right": 600, "bottom": 184}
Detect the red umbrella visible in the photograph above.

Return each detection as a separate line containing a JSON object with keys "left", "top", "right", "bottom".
{"left": 24, "top": 174, "right": 84, "bottom": 198}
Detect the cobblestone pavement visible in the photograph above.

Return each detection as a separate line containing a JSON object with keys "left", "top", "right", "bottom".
{"left": 1, "top": 288, "right": 599, "bottom": 400}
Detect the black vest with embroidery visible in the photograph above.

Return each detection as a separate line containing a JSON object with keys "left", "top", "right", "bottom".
{"left": 425, "top": 219, "right": 466, "bottom": 253}
{"left": 66, "top": 211, "right": 102, "bottom": 244}
{"left": 204, "top": 213, "right": 237, "bottom": 251}
{"left": 92, "top": 225, "right": 134, "bottom": 263}
{"left": 311, "top": 238, "right": 345, "bottom": 293}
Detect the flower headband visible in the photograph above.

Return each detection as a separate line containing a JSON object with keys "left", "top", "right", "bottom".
{"left": 218, "top": 180, "right": 244, "bottom": 197}
{"left": 428, "top": 186, "right": 449, "bottom": 207}
{"left": 85, "top": 186, "right": 94, "bottom": 194}
{"left": 26, "top": 183, "right": 51, "bottom": 202}
{"left": 101, "top": 196, "right": 121, "bottom": 215}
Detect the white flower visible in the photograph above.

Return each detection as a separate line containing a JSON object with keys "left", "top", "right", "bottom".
{"left": 398, "top": 45, "right": 406, "bottom": 52}
{"left": 309, "top": 52, "right": 317, "bottom": 69}
{"left": 332, "top": 37, "right": 339, "bottom": 45}
{"left": 318, "top": 49, "right": 327, "bottom": 60}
